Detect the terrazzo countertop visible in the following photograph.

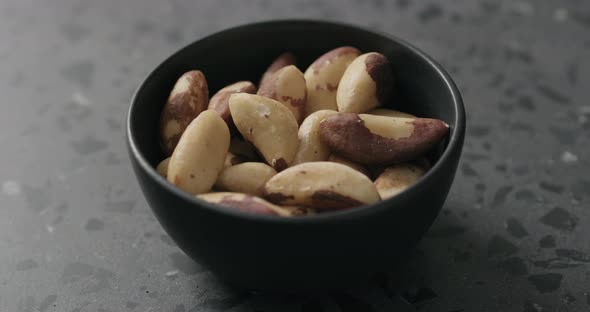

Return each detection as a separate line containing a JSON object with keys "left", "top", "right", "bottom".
{"left": 1, "top": 0, "right": 589, "bottom": 311}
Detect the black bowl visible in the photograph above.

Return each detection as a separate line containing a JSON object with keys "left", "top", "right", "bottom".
{"left": 126, "top": 20, "right": 465, "bottom": 292}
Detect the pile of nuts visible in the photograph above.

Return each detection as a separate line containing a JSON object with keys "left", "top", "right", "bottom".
{"left": 156, "top": 47, "right": 449, "bottom": 216}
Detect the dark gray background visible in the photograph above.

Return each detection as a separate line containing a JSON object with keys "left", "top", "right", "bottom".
{"left": 1, "top": 0, "right": 589, "bottom": 311}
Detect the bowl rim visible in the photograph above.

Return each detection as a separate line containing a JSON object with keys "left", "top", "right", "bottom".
{"left": 126, "top": 19, "right": 466, "bottom": 224}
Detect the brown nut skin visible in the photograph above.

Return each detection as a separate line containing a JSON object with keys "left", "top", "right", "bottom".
{"left": 196, "top": 192, "right": 294, "bottom": 216}
{"left": 215, "top": 162, "right": 277, "bottom": 197}
{"left": 374, "top": 159, "right": 430, "bottom": 199}
{"left": 328, "top": 154, "right": 371, "bottom": 178}
{"left": 208, "top": 81, "right": 257, "bottom": 130}
{"left": 280, "top": 205, "right": 316, "bottom": 216}
{"left": 264, "top": 162, "right": 380, "bottom": 212}
{"left": 229, "top": 93, "right": 299, "bottom": 171}
{"left": 159, "top": 70, "right": 209, "bottom": 156}
{"left": 223, "top": 152, "right": 248, "bottom": 169}
{"left": 304, "top": 47, "right": 361, "bottom": 115}
{"left": 292, "top": 109, "right": 337, "bottom": 165}
{"left": 367, "top": 108, "right": 416, "bottom": 118}
{"left": 258, "top": 52, "right": 296, "bottom": 90}
{"left": 167, "top": 110, "right": 230, "bottom": 195}
{"left": 258, "top": 65, "right": 307, "bottom": 123}
{"left": 336, "top": 52, "right": 393, "bottom": 113}
{"left": 319, "top": 113, "right": 449, "bottom": 166}
{"left": 156, "top": 157, "right": 171, "bottom": 177}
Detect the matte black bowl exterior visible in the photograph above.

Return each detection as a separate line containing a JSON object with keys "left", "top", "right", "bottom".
{"left": 126, "top": 20, "right": 465, "bottom": 292}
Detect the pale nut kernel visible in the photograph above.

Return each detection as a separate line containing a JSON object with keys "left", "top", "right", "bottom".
{"left": 319, "top": 113, "right": 449, "bottom": 165}
{"left": 167, "top": 110, "right": 230, "bottom": 194}
{"left": 304, "top": 46, "right": 361, "bottom": 115}
{"left": 374, "top": 159, "right": 430, "bottom": 199}
{"left": 208, "top": 81, "right": 257, "bottom": 128}
{"left": 327, "top": 154, "right": 371, "bottom": 178}
{"left": 215, "top": 162, "right": 277, "bottom": 197}
{"left": 196, "top": 192, "right": 294, "bottom": 216}
{"left": 292, "top": 109, "right": 338, "bottom": 165}
{"left": 336, "top": 52, "right": 393, "bottom": 113}
{"left": 258, "top": 65, "right": 307, "bottom": 123}
{"left": 367, "top": 108, "right": 416, "bottom": 118}
{"left": 156, "top": 157, "right": 170, "bottom": 178}
{"left": 264, "top": 162, "right": 380, "bottom": 212}
{"left": 159, "top": 70, "right": 209, "bottom": 156}
{"left": 229, "top": 93, "right": 299, "bottom": 171}
{"left": 258, "top": 52, "right": 296, "bottom": 90}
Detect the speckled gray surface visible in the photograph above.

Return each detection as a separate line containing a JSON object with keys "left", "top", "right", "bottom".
{"left": 1, "top": 0, "right": 589, "bottom": 311}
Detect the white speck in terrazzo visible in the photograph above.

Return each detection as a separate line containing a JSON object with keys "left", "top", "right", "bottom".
{"left": 2, "top": 180, "right": 21, "bottom": 196}
{"left": 554, "top": 8, "right": 569, "bottom": 22}
{"left": 46, "top": 225, "right": 54, "bottom": 233}
{"left": 561, "top": 151, "right": 578, "bottom": 164}
{"left": 165, "top": 270, "right": 178, "bottom": 277}
{"left": 71, "top": 91, "right": 91, "bottom": 107}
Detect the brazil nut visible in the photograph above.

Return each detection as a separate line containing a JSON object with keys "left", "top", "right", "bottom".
{"left": 258, "top": 65, "right": 307, "bottom": 123}
{"left": 229, "top": 93, "right": 299, "bottom": 171}
{"left": 304, "top": 46, "right": 360, "bottom": 115}
{"left": 197, "top": 192, "right": 294, "bottom": 216}
{"left": 367, "top": 108, "right": 416, "bottom": 118}
{"left": 167, "top": 110, "right": 230, "bottom": 194}
{"left": 336, "top": 52, "right": 393, "bottom": 113}
{"left": 319, "top": 113, "right": 448, "bottom": 165}
{"left": 159, "top": 70, "right": 208, "bottom": 156}
{"left": 208, "top": 81, "right": 256, "bottom": 128}
{"left": 258, "top": 52, "right": 296, "bottom": 90}
{"left": 264, "top": 162, "right": 380, "bottom": 211}
{"left": 292, "top": 109, "right": 337, "bottom": 165}
{"left": 374, "top": 159, "right": 430, "bottom": 199}
{"left": 215, "top": 162, "right": 277, "bottom": 197}
{"left": 156, "top": 157, "right": 170, "bottom": 177}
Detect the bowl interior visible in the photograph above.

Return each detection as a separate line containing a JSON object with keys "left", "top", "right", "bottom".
{"left": 129, "top": 20, "right": 461, "bottom": 173}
